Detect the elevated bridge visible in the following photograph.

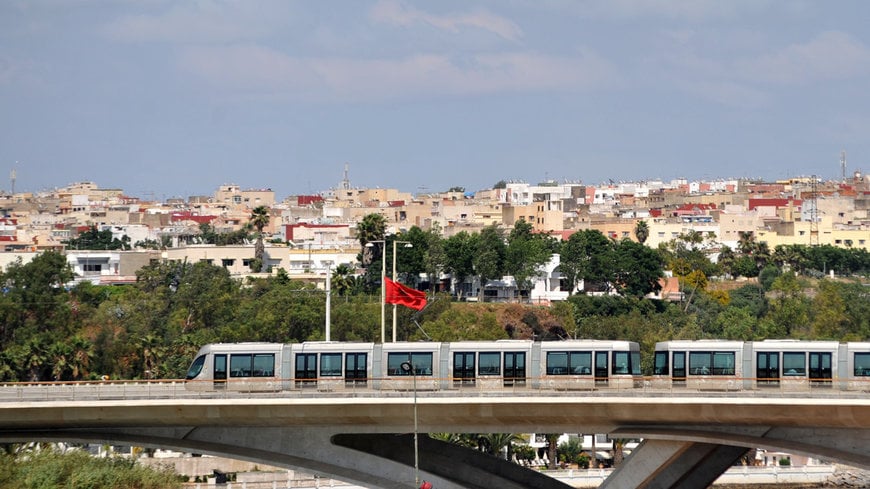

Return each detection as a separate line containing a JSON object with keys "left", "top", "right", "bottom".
{"left": 1, "top": 382, "right": 869, "bottom": 489}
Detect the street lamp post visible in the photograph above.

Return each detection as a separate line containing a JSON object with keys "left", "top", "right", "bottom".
{"left": 400, "top": 361, "right": 419, "bottom": 487}
{"left": 391, "top": 241, "right": 413, "bottom": 342}
{"left": 365, "top": 240, "right": 387, "bottom": 343}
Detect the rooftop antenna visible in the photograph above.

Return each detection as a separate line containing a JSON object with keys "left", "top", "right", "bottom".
{"left": 340, "top": 163, "right": 350, "bottom": 190}
{"left": 840, "top": 150, "right": 847, "bottom": 181}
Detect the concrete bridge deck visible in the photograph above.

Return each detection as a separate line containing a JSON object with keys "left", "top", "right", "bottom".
{"left": 1, "top": 384, "right": 869, "bottom": 488}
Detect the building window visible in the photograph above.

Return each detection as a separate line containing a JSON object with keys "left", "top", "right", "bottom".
{"left": 221, "top": 259, "right": 235, "bottom": 267}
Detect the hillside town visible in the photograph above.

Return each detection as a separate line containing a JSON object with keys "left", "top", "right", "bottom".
{"left": 1, "top": 166, "right": 868, "bottom": 297}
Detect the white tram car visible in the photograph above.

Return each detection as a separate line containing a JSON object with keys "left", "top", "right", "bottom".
{"left": 185, "top": 340, "right": 643, "bottom": 392}
{"left": 654, "top": 340, "right": 870, "bottom": 391}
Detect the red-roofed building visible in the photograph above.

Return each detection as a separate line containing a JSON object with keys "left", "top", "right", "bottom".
{"left": 296, "top": 195, "right": 323, "bottom": 206}
{"left": 672, "top": 203, "right": 718, "bottom": 217}
{"left": 170, "top": 211, "right": 218, "bottom": 225}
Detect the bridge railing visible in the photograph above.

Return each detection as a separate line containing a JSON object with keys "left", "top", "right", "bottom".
{"left": 2, "top": 376, "right": 869, "bottom": 402}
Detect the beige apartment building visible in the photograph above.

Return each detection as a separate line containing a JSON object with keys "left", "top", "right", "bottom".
{"left": 213, "top": 184, "right": 275, "bottom": 209}
{"left": 502, "top": 200, "right": 565, "bottom": 233}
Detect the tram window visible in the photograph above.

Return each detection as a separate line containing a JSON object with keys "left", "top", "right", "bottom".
{"left": 689, "top": 351, "right": 735, "bottom": 375}
{"left": 612, "top": 351, "right": 630, "bottom": 374}
{"left": 387, "top": 352, "right": 433, "bottom": 376}
{"left": 572, "top": 352, "right": 592, "bottom": 374}
{"left": 855, "top": 353, "right": 870, "bottom": 377}
{"left": 230, "top": 354, "right": 252, "bottom": 377}
{"left": 689, "top": 352, "right": 712, "bottom": 375}
{"left": 479, "top": 352, "right": 501, "bottom": 376}
{"left": 320, "top": 353, "right": 342, "bottom": 377}
{"left": 783, "top": 352, "right": 806, "bottom": 376}
{"left": 186, "top": 355, "right": 206, "bottom": 379}
{"left": 653, "top": 352, "right": 668, "bottom": 375}
{"left": 712, "top": 352, "right": 735, "bottom": 375}
{"left": 547, "top": 352, "right": 568, "bottom": 375}
{"left": 546, "top": 352, "right": 592, "bottom": 375}
{"left": 252, "top": 354, "right": 274, "bottom": 377}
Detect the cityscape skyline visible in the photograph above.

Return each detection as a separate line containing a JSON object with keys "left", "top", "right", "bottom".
{"left": 2, "top": 1, "right": 869, "bottom": 199}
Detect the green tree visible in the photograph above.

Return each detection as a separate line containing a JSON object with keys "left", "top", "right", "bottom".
{"left": 766, "top": 272, "right": 810, "bottom": 337}
{"left": 473, "top": 225, "right": 506, "bottom": 301}
{"left": 64, "top": 225, "right": 131, "bottom": 250}
{"left": 715, "top": 307, "right": 758, "bottom": 340}
{"left": 810, "top": 280, "right": 850, "bottom": 339}
{"left": 560, "top": 229, "right": 614, "bottom": 294}
{"left": 611, "top": 239, "right": 664, "bottom": 297}
{"left": 420, "top": 223, "right": 446, "bottom": 292}
{"left": 504, "top": 220, "right": 555, "bottom": 301}
{"left": 443, "top": 231, "right": 478, "bottom": 297}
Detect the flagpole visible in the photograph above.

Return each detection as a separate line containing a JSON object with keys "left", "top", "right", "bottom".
{"left": 392, "top": 241, "right": 412, "bottom": 342}
{"left": 366, "top": 240, "right": 387, "bottom": 343}
{"left": 381, "top": 241, "right": 386, "bottom": 344}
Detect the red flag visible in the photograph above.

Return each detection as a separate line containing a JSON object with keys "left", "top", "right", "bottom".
{"left": 384, "top": 277, "right": 427, "bottom": 311}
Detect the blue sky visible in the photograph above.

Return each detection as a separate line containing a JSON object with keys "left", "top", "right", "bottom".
{"left": 2, "top": 1, "right": 869, "bottom": 200}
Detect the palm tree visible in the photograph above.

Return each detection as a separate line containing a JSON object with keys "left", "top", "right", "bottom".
{"left": 634, "top": 220, "right": 649, "bottom": 244}
{"left": 249, "top": 206, "right": 270, "bottom": 272}
{"left": 544, "top": 433, "right": 560, "bottom": 469}
{"left": 357, "top": 213, "right": 386, "bottom": 266}
{"left": 737, "top": 231, "right": 756, "bottom": 255}
{"left": 482, "top": 433, "right": 523, "bottom": 460}
{"left": 331, "top": 264, "right": 356, "bottom": 296}
{"left": 68, "top": 335, "right": 94, "bottom": 380}
{"left": 356, "top": 214, "right": 387, "bottom": 265}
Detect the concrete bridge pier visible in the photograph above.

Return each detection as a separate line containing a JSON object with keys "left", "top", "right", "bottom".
{"left": 601, "top": 439, "right": 747, "bottom": 489}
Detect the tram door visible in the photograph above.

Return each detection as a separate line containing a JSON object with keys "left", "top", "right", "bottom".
{"left": 809, "top": 352, "right": 833, "bottom": 388}
{"left": 213, "top": 354, "right": 227, "bottom": 390}
{"left": 595, "top": 351, "right": 609, "bottom": 387}
{"left": 672, "top": 352, "right": 686, "bottom": 386}
{"left": 453, "top": 352, "right": 475, "bottom": 387}
{"left": 345, "top": 352, "right": 368, "bottom": 387}
{"left": 757, "top": 352, "right": 779, "bottom": 387}
{"left": 295, "top": 353, "right": 317, "bottom": 388}
{"left": 503, "top": 352, "right": 526, "bottom": 387}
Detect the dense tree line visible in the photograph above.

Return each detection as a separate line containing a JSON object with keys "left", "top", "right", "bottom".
{"left": 1, "top": 216, "right": 868, "bottom": 382}
{"left": 0, "top": 447, "right": 181, "bottom": 489}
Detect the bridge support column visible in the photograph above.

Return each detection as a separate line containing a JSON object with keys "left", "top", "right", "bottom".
{"left": 601, "top": 439, "right": 747, "bottom": 489}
